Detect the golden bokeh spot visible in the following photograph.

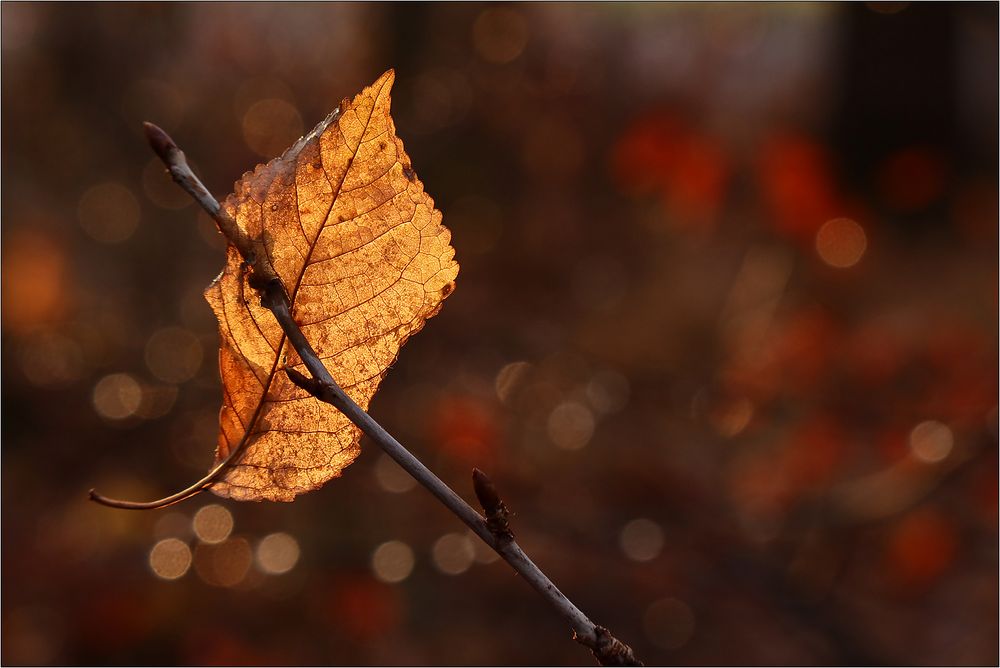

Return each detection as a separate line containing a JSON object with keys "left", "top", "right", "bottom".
{"left": 149, "top": 538, "right": 192, "bottom": 580}
{"left": 469, "top": 530, "right": 500, "bottom": 565}
{"left": 909, "top": 420, "right": 953, "bottom": 464}
{"left": 619, "top": 518, "right": 665, "bottom": 562}
{"left": 374, "top": 454, "right": 417, "bottom": 494}
{"left": 92, "top": 373, "right": 142, "bottom": 420}
{"left": 494, "top": 361, "right": 531, "bottom": 404}
{"left": 192, "top": 504, "right": 233, "bottom": 544}
{"left": 547, "top": 401, "right": 595, "bottom": 450}
{"left": 431, "top": 533, "right": 476, "bottom": 576}
{"left": 586, "top": 370, "right": 630, "bottom": 415}
{"left": 241, "top": 98, "right": 303, "bottom": 158}
{"left": 18, "top": 332, "right": 84, "bottom": 387}
{"left": 371, "top": 540, "right": 415, "bottom": 584}
{"left": 133, "top": 382, "right": 179, "bottom": 420}
{"left": 472, "top": 8, "right": 528, "bottom": 64}
{"left": 815, "top": 217, "right": 867, "bottom": 268}
{"left": 77, "top": 182, "right": 140, "bottom": 243}
{"left": 643, "top": 597, "right": 696, "bottom": 650}
{"left": 193, "top": 537, "right": 252, "bottom": 588}
{"left": 233, "top": 76, "right": 296, "bottom": 119}
{"left": 256, "top": 532, "right": 300, "bottom": 575}
{"left": 710, "top": 397, "right": 754, "bottom": 438}
{"left": 144, "top": 326, "right": 203, "bottom": 383}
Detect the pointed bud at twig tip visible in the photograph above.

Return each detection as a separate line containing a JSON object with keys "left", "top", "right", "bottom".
{"left": 472, "top": 468, "right": 513, "bottom": 539}
{"left": 472, "top": 468, "right": 501, "bottom": 513}
{"left": 142, "top": 121, "right": 178, "bottom": 163}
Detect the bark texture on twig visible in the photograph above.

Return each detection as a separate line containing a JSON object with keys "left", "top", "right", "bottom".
{"left": 91, "top": 122, "right": 643, "bottom": 666}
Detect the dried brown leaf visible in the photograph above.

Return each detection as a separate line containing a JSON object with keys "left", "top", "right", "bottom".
{"left": 205, "top": 70, "right": 458, "bottom": 501}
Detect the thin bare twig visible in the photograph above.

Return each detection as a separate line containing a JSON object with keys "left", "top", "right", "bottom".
{"left": 284, "top": 370, "right": 640, "bottom": 666}
{"left": 90, "top": 122, "right": 642, "bottom": 666}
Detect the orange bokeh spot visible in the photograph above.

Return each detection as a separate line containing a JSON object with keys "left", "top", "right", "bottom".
{"left": 2, "top": 229, "right": 67, "bottom": 334}
{"left": 612, "top": 112, "right": 729, "bottom": 227}
{"left": 878, "top": 147, "right": 947, "bottom": 213}
{"left": 429, "top": 395, "right": 497, "bottom": 466}
{"left": 757, "top": 133, "right": 841, "bottom": 242}
{"left": 815, "top": 217, "right": 867, "bottom": 268}
{"left": 329, "top": 577, "right": 402, "bottom": 640}
{"left": 884, "top": 508, "right": 959, "bottom": 591}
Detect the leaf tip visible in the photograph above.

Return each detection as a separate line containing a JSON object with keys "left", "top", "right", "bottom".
{"left": 374, "top": 68, "right": 396, "bottom": 94}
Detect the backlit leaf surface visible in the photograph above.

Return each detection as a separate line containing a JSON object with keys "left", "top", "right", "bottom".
{"left": 205, "top": 70, "right": 458, "bottom": 501}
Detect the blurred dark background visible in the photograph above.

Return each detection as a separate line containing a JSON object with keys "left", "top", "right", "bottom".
{"left": 2, "top": 2, "right": 997, "bottom": 665}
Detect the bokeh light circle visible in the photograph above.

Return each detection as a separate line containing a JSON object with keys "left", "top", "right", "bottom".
{"left": 149, "top": 538, "right": 192, "bottom": 580}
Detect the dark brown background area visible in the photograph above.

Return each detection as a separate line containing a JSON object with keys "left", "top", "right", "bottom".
{"left": 2, "top": 3, "right": 997, "bottom": 665}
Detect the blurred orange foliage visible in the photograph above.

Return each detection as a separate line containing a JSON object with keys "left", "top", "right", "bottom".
{"left": 757, "top": 133, "right": 842, "bottom": 242}
{"left": 612, "top": 112, "right": 730, "bottom": 228}
{"left": 884, "top": 508, "right": 959, "bottom": 592}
